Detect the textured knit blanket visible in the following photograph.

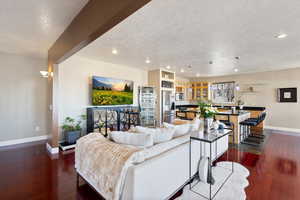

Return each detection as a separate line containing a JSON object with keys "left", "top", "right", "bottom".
{"left": 75, "top": 133, "right": 141, "bottom": 200}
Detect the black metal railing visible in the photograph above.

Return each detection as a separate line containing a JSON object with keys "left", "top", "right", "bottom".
{"left": 86, "top": 106, "right": 140, "bottom": 136}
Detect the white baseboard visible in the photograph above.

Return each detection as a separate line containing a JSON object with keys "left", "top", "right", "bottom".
{"left": 265, "top": 126, "right": 300, "bottom": 136}
{"left": 0, "top": 135, "right": 48, "bottom": 147}
{"left": 46, "top": 143, "right": 59, "bottom": 154}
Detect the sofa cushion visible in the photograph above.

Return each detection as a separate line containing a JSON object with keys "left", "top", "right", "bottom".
{"left": 133, "top": 126, "right": 175, "bottom": 144}
{"left": 110, "top": 131, "right": 154, "bottom": 147}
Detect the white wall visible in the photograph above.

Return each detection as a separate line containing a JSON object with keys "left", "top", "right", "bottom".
{"left": 194, "top": 68, "right": 300, "bottom": 132}
{"left": 0, "top": 52, "right": 49, "bottom": 141}
{"left": 58, "top": 55, "right": 148, "bottom": 139}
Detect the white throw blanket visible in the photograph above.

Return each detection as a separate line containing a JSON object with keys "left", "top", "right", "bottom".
{"left": 75, "top": 133, "right": 142, "bottom": 200}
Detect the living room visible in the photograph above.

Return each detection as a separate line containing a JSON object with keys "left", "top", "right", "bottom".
{"left": 1, "top": 0, "right": 300, "bottom": 200}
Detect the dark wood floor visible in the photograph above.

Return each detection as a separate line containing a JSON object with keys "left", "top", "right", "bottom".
{"left": 0, "top": 132, "right": 299, "bottom": 200}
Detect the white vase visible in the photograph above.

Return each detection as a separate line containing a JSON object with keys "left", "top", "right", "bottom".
{"left": 204, "top": 118, "right": 213, "bottom": 133}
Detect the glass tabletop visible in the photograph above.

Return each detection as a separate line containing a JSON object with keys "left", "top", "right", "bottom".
{"left": 190, "top": 129, "right": 231, "bottom": 143}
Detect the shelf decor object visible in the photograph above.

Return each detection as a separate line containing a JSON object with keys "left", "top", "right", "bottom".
{"left": 277, "top": 87, "right": 297, "bottom": 103}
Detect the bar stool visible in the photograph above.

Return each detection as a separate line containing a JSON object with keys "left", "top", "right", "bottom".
{"left": 240, "top": 120, "right": 259, "bottom": 146}
{"left": 248, "top": 112, "right": 266, "bottom": 139}
{"left": 239, "top": 112, "right": 266, "bottom": 146}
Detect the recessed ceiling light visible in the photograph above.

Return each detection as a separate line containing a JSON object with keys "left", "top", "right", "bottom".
{"left": 196, "top": 73, "right": 200, "bottom": 77}
{"left": 234, "top": 68, "right": 239, "bottom": 72}
{"left": 112, "top": 49, "right": 118, "bottom": 55}
{"left": 166, "top": 65, "right": 171, "bottom": 69}
{"left": 275, "top": 33, "right": 287, "bottom": 39}
{"left": 180, "top": 69, "right": 185, "bottom": 73}
{"left": 145, "top": 58, "right": 151, "bottom": 64}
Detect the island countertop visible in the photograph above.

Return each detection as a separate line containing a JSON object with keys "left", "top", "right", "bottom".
{"left": 175, "top": 109, "right": 250, "bottom": 116}
{"left": 213, "top": 105, "right": 266, "bottom": 111}
{"left": 176, "top": 104, "right": 266, "bottom": 111}
{"left": 215, "top": 110, "right": 251, "bottom": 116}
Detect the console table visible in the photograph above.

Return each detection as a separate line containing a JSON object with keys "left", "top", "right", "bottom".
{"left": 189, "top": 129, "right": 233, "bottom": 200}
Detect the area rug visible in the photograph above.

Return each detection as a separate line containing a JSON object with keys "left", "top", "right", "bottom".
{"left": 176, "top": 162, "right": 249, "bottom": 200}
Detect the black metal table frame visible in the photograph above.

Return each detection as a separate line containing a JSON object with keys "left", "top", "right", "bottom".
{"left": 189, "top": 131, "right": 234, "bottom": 200}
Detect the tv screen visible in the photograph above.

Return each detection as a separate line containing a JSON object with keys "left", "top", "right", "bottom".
{"left": 92, "top": 76, "right": 134, "bottom": 105}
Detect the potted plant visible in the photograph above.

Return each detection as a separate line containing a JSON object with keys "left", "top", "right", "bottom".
{"left": 198, "top": 100, "right": 212, "bottom": 117}
{"left": 198, "top": 100, "right": 218, "bottom": 133}
{"left": 62, "top": 115, "right": 86, "bottom": 144}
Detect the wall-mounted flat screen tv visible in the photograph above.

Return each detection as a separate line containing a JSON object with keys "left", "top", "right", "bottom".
{"left": 92, "top": 76, "right": 134, "bottom": 105}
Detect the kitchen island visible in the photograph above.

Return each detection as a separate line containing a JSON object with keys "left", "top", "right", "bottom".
{"left": 215, "top": 111, "right": 250, "bottom": 144}
{"left": 215, "top": 106, "right": 266, "bottom": 133}
{"left": 176, "top": 105, "right": 266, "bottom": 144}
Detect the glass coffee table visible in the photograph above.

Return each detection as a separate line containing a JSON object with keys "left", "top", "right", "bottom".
{"left": 189, "top": 129, "right": 234, "bottom": 200}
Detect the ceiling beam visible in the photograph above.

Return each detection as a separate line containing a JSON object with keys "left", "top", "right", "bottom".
{"left": 47, "top": 0, "right": 151, "bottom": 149}
{"left": 48, "top": 0, "right": 151, "bottom": 64}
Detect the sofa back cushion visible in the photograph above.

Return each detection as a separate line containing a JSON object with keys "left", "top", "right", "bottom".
{"left": 133, "top": 126, "right": 175, "bottom": 144}
{"left": 110, "top": 131, "right": 154, "bottom": 147}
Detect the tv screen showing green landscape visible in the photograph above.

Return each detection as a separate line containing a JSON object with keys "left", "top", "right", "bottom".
{"left": 92, "top": 76, "right": 134, "bottom": 105}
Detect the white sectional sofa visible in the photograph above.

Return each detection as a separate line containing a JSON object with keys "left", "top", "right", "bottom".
{"left": 122, "top": 134, "right": 228, "bottom": 200}
{"left": 76, "top": 132, "right": 229, "bottom": 200}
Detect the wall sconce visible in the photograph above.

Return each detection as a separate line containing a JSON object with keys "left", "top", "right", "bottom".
{"left": 40, "top": 71, "right": 53, "bottom": 78}
{"left": 235, "top": 84, "right": 240, "bottom": 91}
{"left": 40, "top": 71, "right": 48, "bottom": 78}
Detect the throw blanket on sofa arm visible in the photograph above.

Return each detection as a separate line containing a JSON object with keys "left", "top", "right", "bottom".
{"left": 75, "top": 133, "right": 141, "bottom": 200}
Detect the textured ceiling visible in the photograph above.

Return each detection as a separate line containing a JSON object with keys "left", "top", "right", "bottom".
{"left": 78, "top": 0, "right": 300, "bottom": 77}
{"left": 0, "top": 0, "right": 88, "bottom": 59}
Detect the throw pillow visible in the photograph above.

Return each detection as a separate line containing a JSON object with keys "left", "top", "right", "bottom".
{"left": 163, "top": 122, "right": 191, "bottom": 137}
{"left": 134, "top": 126, "right": 175, "bottom": 144}
{"left": 110, "top": 131, "right": 154, "bottom": 147}
{"left": 191, "top": 118, "right": 201, "bottom": 131}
